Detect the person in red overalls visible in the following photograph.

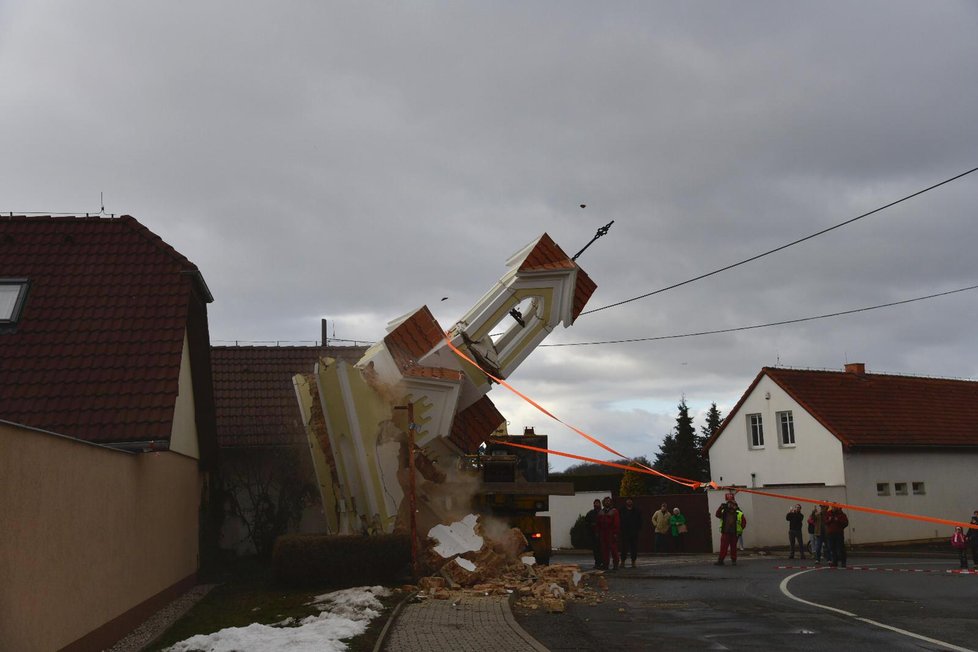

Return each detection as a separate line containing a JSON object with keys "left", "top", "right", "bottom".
{"left": 597, "top": 496, "right": 621, "bottom": 570}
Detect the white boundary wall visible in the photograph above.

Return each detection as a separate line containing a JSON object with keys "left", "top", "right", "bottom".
{"left": 542, "top": 491, "right": 607, "bottom": 550}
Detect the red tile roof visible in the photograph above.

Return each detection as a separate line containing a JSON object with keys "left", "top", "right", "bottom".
{"left": 211, "top": 345, "right": 367, "bottom": 447}
{"left": 515, "top": 233, "right": 597, "bottom": 322}
{"left": 448, "top": 395, "right": 505, "bottom": 454}
{"left": 384, "top": 307, "right": 462, "bottom": 381}
{"left": 518, "top": 233, "right": 576, "bottom": 273}
{"left": 0, "top": 215, "right": 213, "bottom": 444}
{"left": 572, "top": 269, "right": 597, "bottom": 321}
{"left": 706, "top": 366, "right": 978, "bottom": 450}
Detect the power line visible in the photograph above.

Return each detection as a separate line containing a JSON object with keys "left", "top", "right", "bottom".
{"left": 210, "top": 338, "right": 375, "bottom": 346}
{"left": 544, "top": 283, "right": 978, "bottom": 347}
{"left": 581, "top": 165, "right": 978, "bottom": 316}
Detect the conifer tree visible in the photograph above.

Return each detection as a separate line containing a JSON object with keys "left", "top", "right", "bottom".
{"left": 698, "top": 402, "right": 723, "bottom": 480}
{"left": 619, "top": 456, "right": 654, "bottom": 496}
{"left": 652, "top": 398, "right": 709, "bottom": 493}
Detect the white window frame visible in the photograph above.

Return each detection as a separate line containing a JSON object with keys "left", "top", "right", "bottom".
{"left": 777, "top": 411, "right": 795, "bottom": 447}
{"left": 0, "top": 279, "right": 30, "bottom": 324}
{"left": 747, "top": 413, "right": 764, "bottom": 449}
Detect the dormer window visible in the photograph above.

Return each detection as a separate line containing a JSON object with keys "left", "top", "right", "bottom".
{"left": 0, "top": 279, "right": 30, "bottom": 324}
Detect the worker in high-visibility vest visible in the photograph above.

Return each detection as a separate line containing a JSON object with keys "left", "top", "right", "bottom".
{"left": 714, "top": 498, "right": 746, "bottom": 566}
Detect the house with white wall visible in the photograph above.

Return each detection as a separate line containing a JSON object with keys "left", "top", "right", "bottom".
{"left": 703, "top": 363, "right": 978, "bottom": 550}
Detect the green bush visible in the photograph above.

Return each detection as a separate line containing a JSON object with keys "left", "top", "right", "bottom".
{"left": 272, "top": 533, "right": 411, "bottom": 587}
{"left": 570, "top": 514, "right": 594, "bottom": 549}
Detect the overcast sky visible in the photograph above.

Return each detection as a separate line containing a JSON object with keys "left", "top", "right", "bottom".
{"left": 3, "top": 1, "right": 976, "bottom": 470}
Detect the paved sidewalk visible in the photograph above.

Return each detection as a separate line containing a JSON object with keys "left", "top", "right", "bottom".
{"left": 378, "top": 594, "right": 549, "bottom": 652}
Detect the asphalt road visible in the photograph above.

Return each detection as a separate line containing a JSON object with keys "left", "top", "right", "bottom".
{"left": 513, "top": 553, "right": 977, "bottom": 651}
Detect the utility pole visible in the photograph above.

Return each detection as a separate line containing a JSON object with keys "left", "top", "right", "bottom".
{"left": 407, "top": 403, "right": 418, "bottom": 579}
{"left": 394, "top": 402, "right": 419, "bottom": 579}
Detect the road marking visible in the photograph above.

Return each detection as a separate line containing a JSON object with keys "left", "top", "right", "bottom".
{"left": 775, "top": 564, "right": 975, "bottom": 574}
{"left": 779, "top": 568, "right": 975, "bottom": 652}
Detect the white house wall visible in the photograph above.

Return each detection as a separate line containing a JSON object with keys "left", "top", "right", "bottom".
{"left": 708, "top": 375, "right": 846, "bottom": 489}
{"left": 543, "top": 491, "right": 606, "bottom": 550}
{"left": 842, "top": 450, "right": 977, "bottom": 543}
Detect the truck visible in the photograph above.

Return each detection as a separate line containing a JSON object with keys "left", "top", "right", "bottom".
{"left": 465, "top": 427, "right": 574, "bottom": 565}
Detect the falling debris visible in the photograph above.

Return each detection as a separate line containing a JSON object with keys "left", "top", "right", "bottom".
{"left": 409, "top": 514, "right": 605, "bottom": 612}
{"left": 293, "top": 233, "right": 598, "bottom": 565}
{"left": 429, "top": 514, "right": 484, "bottom": 558}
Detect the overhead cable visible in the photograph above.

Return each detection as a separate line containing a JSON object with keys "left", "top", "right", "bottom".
{"left": 545, "top": 283, "right": 978, "bottom": 347}
{"left": 581, "top": 165, "right": 978, "bottom": 315}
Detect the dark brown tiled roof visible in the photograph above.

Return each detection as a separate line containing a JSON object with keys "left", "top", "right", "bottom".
{"left": 705, "top": 367, "right": 978, "bottom": 451}
{"left": 0, "top": 215, "right": 211, "bottom": 444}
{"left": 211, "top": 345, "right": 366, "bottom": 448}
{"left": 448, "top": 395, "right": 505, "bottom": 454}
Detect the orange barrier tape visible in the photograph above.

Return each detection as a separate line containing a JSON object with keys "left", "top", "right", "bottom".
{"left": 446, "top": 334, "right": 978, "bottom": 532}
{"left": 499, "top": 439, "right": 978, "bottom": 531}
{"left": 723, "top": 486, "right": 978, "bottom": 531}
{"left": 496, "top": 439, "right": 699, "bottom": 488}
{"left": 444, "top": 334, "right": 675, "bottom": 481}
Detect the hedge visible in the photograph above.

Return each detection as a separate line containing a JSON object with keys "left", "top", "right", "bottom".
{"left": 272, "top": 533, "right": 412, "bottom": 587}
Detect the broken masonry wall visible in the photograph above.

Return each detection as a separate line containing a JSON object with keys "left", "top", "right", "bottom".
{"left": 295, "top": 233, "right": 598, "bottom": 542}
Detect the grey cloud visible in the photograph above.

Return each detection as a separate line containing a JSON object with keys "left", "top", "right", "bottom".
{"left": 2, "top": 1, "right": 977, "bottom": 469}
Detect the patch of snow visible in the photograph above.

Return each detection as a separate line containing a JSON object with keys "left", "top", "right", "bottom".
{"left": 165, "top": 586, "right": 391, "bottom": 652}
{"left": 521, "top": 555, "right": 536, "bottom": 566}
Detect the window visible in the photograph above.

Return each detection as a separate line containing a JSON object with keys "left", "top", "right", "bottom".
{"left": 894, "top": 482, "right": 908, "bottom": 496}
{"left": 912, "top": 482, "right": 926, "bottom": 495}
{"left": 876, "top": 483, "right": 890, "bottom": 496}
{"left": 747, "top": 413, "right": 764, "bottom": 448}
{"left": 777, "top": 411, "right": 795, "bottom": 446}
{"left": 0, "top": 279, "right": 30, "bottom": 324}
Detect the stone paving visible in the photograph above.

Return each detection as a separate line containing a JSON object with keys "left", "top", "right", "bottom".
{"left": 379, "top": 594, "right": 549, "bottom": 652}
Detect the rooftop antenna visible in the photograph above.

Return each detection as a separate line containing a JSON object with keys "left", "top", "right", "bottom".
{"left": 99, "top": 192, "right": 105, "bottom": 215}
{"left": 571, "top": 206, "right": 614, "bottom": 261}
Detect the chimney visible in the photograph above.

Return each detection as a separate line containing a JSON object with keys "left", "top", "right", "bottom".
{"left": 844, "top": 362, "right": 865, "bottom": 374}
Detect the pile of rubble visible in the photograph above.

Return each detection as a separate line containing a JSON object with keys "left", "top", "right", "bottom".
{"left": 409, "top": 514, "right": 606, "bottom": 613}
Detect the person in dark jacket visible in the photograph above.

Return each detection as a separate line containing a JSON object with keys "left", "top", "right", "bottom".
{"left": 824, "top": 506, "right": 849, "bottom": 568}
{"left": 584, "top": 498, "right": 602, "bottom": 568}
{"left": 967, "top": 511, "right": 978, "bottom": 568}
{"left": 619, "top": 498, "right": 642, "bottom": 568}
{"left": 812, "top": 504, "right": 834, "bottom": 565}
{"left": 786, "top": 504, "right": 806, "bottom": 559}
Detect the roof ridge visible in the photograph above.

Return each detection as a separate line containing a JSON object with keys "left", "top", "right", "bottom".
{"left": 116, "top": 215, "right": 199, "bottom": 272}
{"left": 0, "top": 214, "right": 200, "bottom": 271}
{"left": 765, "top": 365, "right": 977, "bottom": 383}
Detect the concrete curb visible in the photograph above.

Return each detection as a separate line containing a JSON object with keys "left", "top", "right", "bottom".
{"left": 504, "top": 591, "right": 550, "bottom": 652}
{"left": 372, "top": 590, "right": 416, "bottom": 652}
